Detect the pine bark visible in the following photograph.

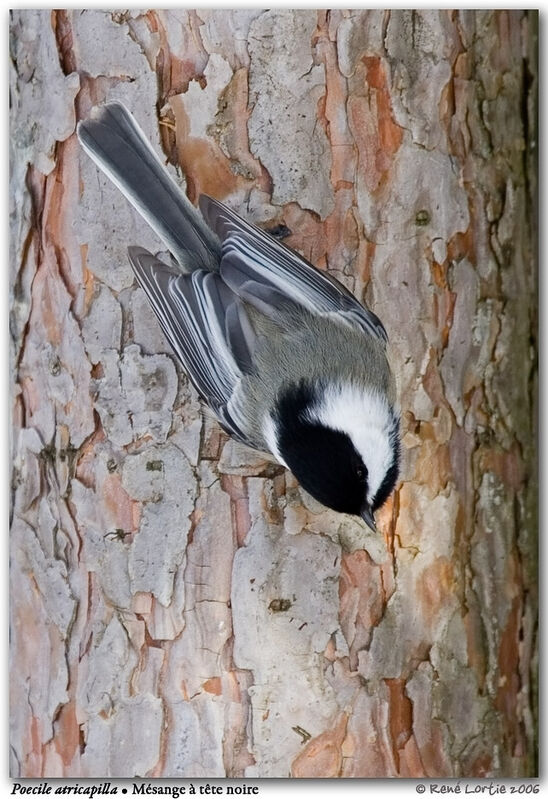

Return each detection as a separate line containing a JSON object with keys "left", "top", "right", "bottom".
{"left": 10, "top": 9, "right": 538, "bottom": 778}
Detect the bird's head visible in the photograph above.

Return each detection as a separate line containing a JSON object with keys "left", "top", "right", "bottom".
{"left": 268, "top": 380, "right": 400, "bottom": 531}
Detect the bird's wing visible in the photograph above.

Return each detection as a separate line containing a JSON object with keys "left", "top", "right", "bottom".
{"left": 128, "top": 246, "right": 255, "bottom": 444}
{"left": 199, "top": 195, "right": 388, "bottom": 342}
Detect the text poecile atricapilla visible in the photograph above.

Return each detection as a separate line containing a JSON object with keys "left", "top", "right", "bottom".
{"left": 77, "top": 102, "right": 400, "bottom": 531}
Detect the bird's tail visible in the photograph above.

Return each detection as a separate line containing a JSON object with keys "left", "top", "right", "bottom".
{"left": 77, "top": 102, "right": 221, "bottom": 272}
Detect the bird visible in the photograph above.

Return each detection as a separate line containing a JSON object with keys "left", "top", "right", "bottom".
{"left": 77, "top": 102, "right": 400, "bottom": 531}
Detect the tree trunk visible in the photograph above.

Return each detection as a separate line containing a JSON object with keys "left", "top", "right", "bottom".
{"left": 9, "top": 9, "right": 537, "bottom": 778}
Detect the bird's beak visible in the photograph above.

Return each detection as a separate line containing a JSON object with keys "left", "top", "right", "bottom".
{"left": 360, "top": 505, "right": 377, "bottom": 533}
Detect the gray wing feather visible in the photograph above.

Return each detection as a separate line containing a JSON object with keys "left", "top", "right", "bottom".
{"left": 128, "top": 246, "right": 255, "bottom": 444}
{"left": 77, "top": 102, "right": 220, "bottom": 271}
{"left": 199, "top": 195, "right": 388, "bottom": 341}
{"left": 224, "top": 302, "right": 256, "bottom": 374}
{"left": 220, "top": 256, "right": 302, "bottom": 321}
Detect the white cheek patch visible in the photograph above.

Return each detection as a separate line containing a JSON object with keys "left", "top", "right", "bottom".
{"left": 306, "top": 383, "right": 395, "bottom": 505}
{"left": 262, "top": 413, "right": 289, "bottom": 469}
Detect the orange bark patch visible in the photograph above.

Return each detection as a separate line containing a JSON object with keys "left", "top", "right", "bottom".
{"left": 35, "top": 264, "right": 63, "bottom": 348}
{"left": 496, "top": 595, "right": 524, "bottom": 760}
{"left": 440, "top": 290, "right": 457, "bottom": 350}
{"left": 356, "top": 236, "right": 377, "bottom": 285}
{"left": 420, "top": 722, "right": 454, "bottom": 778}
{"left": 178, "top": 137, "right": 239, "bottom": 204}
{"left": 291, "top": 713, "right": 347, "bottom": 777}
{"left": 431, "top": 258, "right": 448, "bottom": 288}
{"left": 222, "top": 670, "right": 243, "bottom": 704}
{"left": 74, "top": 428, "right": 106, "bottom": 488}
{"left": 340, "top": 693, "right": 397, "bottom": 777}
{"left": 348, "top": 56, "right": 403, "bottom": 194}
{"left": 447, "top": 226, "right": 475, "bottom": 266}
{"left": 416, "top": 556, "right": 455, "bottom": 619}
{"left": 413, "top": 438, "right": 452, "bottom": 496}
{"left": 386, "top": 678, "right": 413, "bottom": 769}
{"left": 339, "top": 550, "right": 385, "bottom": 661}
{"left": 25, "top": 715, "right": 43, "bottom": 777}
{"left": 202, "top": 677, "right": 222, "bottom": 696}
{"left": 477, "top": 444, "right": 525, "bottom": 492}
{"left": 422, "top": 347, "right": 447, "bottom": 407}
{"left": 464, "top": 607, "right": 488, "bottom": 692}
{"left": 170, "top": 59, "right": 206, "bottom": 95}
{"left": 363, "top": 57, "right": 404, "bottom": 155}
{"left": 53, "top": 701, "right": 80, "bottom": 766}
{"left": 467, "top": 753, "right": 495, "bottom": 778}
{"left": 220, "top": 475, "right": 251, "bottom": 547}
{"left": 102, "top": 473, "right": 140, "bottom": 532}
{"left": 283, "top": 204, "right": 329, "bottom": 268}
{"left": 398, "top": 734, "right": 426, "bottom": 778}
{"left": 170, "top": 94, "right": 253, "bottom": 205}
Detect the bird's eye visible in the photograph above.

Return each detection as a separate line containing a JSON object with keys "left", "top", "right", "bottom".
{"left": 356, "top": 466, "right": 364, "bottom": 480}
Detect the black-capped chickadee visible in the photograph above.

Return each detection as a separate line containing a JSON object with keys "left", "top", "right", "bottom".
{"left": 77, "top": 102, "right": 400, "bottom": 531}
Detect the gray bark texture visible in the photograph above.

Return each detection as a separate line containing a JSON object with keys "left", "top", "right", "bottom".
{"left": 9, "top": 9, "right": 538, "bottom": 778}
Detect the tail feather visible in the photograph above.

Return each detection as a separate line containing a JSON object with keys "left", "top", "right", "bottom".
{"left": 77, "top": 102, "right": 220, "bottom": 272}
